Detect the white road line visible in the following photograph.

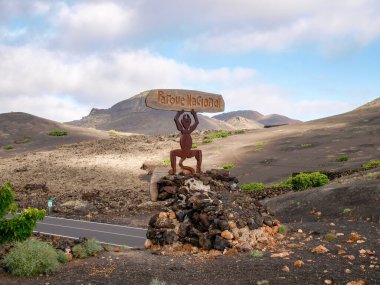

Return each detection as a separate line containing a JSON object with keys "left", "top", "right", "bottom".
{"left": 43, "top": 216, "right": 147, "bottom": 231}
{"left": 38, "top": 222, "right": 146, "bottom": 239}
{"left": 33, "top": 231, "right": 132, "bottom": 247}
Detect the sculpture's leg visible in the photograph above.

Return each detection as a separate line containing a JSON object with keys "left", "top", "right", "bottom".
{"left": 169, "top": 149, "right": 180, "bottom": 175}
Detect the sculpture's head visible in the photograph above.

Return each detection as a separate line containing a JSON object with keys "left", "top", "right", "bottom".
{"left": 181, "top": 114, "right": 191, "bottom": 129}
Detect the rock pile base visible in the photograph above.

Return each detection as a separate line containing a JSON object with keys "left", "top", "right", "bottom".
{"left": 146, "top": 170, "right": 280, "bottom": 253}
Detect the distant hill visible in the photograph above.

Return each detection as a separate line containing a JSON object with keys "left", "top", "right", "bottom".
{"left": 68, "top": 91, "right": 235, "bottom": 135}
{"left": 225, "top": 116, "right": 263, "bottom": 129}
{"left": 0, "top": 112, "right": 109, "bottom": 157}
{"left": 213, "top": 110, "right": 301, "bottom": 127}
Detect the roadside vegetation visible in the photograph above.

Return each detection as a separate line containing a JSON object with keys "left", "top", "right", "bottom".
{"left": 48, "top": 130, "right": 67, "bottom": 136}
{"left": 362, "top": 160, "right": 380, "bottom": 170}
{"left": 3, "top": 144, "right": 14, "bottom": 150}
{"left": 241, "top": 172, "right": 330, "bottom": 192}
{"left": 202, "top": 129, "right": 246, "bottom": 144}
{"left": 72, "top": 238, "right": 102, "bottom": 258}
{"left": 336, "top": 155, "right": 349, "bottom": 162}
{"left": 240, "top": 183, "right": 265, "bottom": 191}
{"left": 222, "top": 163, "right": 236, "bottom": 170}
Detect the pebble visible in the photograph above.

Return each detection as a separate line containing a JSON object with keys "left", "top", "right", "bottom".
{"left": 324, "top": 280, "right": 333, "bottom": 285}
{"left": 345, "top": 269, "right": 352, "bottom": 273}
{"left": 282, "top": 265, "right": 290, "bottom": 272}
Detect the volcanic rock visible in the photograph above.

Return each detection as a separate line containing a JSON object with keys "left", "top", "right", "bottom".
{"left": 146, "top": 170, "right": 278, "bottom": 252}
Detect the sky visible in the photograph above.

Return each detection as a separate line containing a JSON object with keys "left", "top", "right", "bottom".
{"left": 0, "top": 0, "right": 379, "bottom": 122}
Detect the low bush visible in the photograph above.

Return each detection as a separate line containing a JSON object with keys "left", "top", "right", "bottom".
{"left": 271, "top": 172, "right": 329, "bottom": 191}
{"left": 161, "top": 159, "right": 171, "bottom": 166}
{"left": 191, "top": 143, "right": 198, "bottom": 148}
{"left": 240, "top": 183, "right": 265, "bottom": 191}
{"left": 72, "top": 238, "right": 102, "bottom": 259}
{"left": 278, "top": 225, "right": 289, "bottom": 235}
{"left": 72, "top": 244, "right": 87, "bottom": 259}
{"left": 83, "top": 238, "right": 102, "bottom": 256}
{"left": 336, "top": 155, "right": 349, "bottom": 162}
{"left": 271, "top": 180, "right": 293, "bottom": 189}
{"left": 150, "top": 278, "right": 177, "bottom": 285}
{"left": 234, "top": 129, "right": 246, "bottom": 134}
{"left": 3, "top": 240, "right": 60, "bottom": 276}
{"left": 202, "top": 131, "right": 230, "bottom": 144}
{"left": 362, "top": 160, "right": 380, "bottom": 170}
{"left": 222, "top": 163, "right": 236, "bottom": 170}
{"left": 301, "top": 143, "right": 312, "bottom": 148}
{"left": 3, "top": 144, "right": 14, "bottom": 150}
{"left": 56, "top": 250, "right": 69, "bottom": 264}
{"left": 290, "top": 172, "right": 329, "bottom": 191}
{"left": 48, "top": 130, "right": 67, "bottom": 136}
{"left": 202, "top": 137, "right": 213, "bottom": 143}
{"left": 251, "top": 250, "right": 263, "bottom": 258}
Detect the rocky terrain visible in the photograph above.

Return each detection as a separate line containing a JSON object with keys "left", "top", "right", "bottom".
{"left": 0, "top": 98, "right": 379, "bottom": 284}
{"left": 146, "top": 170, "right": 278, "bottom": 253}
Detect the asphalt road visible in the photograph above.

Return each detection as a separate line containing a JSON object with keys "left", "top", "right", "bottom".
{"left": 34, "top": 216, "right": 147, "bottom": 247}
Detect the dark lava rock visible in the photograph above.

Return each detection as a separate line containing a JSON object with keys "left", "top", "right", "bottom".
{"left": 147, "top": 170, "right": 277, "bottom": 251}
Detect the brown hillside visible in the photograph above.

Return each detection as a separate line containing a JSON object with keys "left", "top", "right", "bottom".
{"left": 0, "top": 112, "right": 109, "bottom": 158}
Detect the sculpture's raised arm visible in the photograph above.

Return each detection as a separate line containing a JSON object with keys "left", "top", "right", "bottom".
{"left": 174, "top": 110, "right": 185, "bottom": 132}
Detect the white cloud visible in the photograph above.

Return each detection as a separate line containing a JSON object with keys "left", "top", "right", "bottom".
{"left": 183, "top": 0, "right": 380, "bottom": 53}
{"left": 0, "top": 45, "right": 261, "bottom": 121}
{"left": 52, "top": 2, "right": 135, "bottom": 50}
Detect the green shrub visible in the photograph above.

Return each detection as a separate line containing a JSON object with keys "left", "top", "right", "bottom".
{"left": 72, "top": 238, "right": 102, "bottom": 258}
{"left": 222, "top": 163, "right": 236, "bottom": 170}
{"left": 203, "top": 131, "right": 229, "bottom": 144}
{"left": 362, "top": 160, "right": 380, "bottom": 170}
{"left": 3, "top": 240, "right": 59, "bottom": 276}
{"left": 251, "top": 250, "right": 263, "bottom": 258}
{"left": 48, "top": 130, "right": 67, "bottom": 136}
{"left": 336, "top": 155, "right": 349, "bottom": 162}
{"left": 3, "top": 144, "right": 14, "bottom": 150}
{"left": 271, "top": 180, "right": 293, "bottom": 189}
{"left": 83, "top": 238, "right": 102, "bottom": 256}
{"left": 150, "top": 278, "right": 177, "bottom": 285}
{"left": 240, "top": 183, "right": 265, "bottom": 191}
{"left": 234, "top": 129, "right": 246, "bottom": 134}
{"left": 290, "top": 172, "right": 329, "bottom": 191}
{"left": 278, "top": 225, "right": 289, "bottom": 235}
{"left": 191, "top": 143, "right": 198, "bottom": 148}
{"left": 324, "top": 233, "right": 337, "bottom": 242}
{"left": 0, "top": 182, "right": 45, "bottom": 243}
{"left": 56, "top": 250, "right": 69, "bottom": 263}
{"left": 343, "top": 208, "right": 352, "bottom": 214}
{"left": 0, "top": 182, "right": 16, "bottom": 217}
{"left": 301, "top": 143, "right": 312, "bottom": 148}
{"left": 161, "top": 159, "right": 171, "bottom": 166}
{"left": 72, "top": 244, "right": 87, "bottom": 259}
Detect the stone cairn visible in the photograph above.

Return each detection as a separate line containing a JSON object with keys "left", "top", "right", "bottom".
{"left": 145, "top": 169, "right": 280, "bottom": 253}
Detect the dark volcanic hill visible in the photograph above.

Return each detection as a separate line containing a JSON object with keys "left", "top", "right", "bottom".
{"left": 213, "top": 110, "right": 301, "bottom": 126}
{"left": 68, "top": 92, "right": 235, "bottom": 135}
{"left": 0, "top": 112, "right": 109, "bottom": 157}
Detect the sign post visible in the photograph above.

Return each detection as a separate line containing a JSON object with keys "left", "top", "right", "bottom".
{"left": 47, "top": 199, "right": 54, "bottom": 216}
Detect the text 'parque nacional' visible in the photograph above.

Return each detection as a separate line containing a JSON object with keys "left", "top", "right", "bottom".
{"left": 145, "top": 89, "right": 225, "bottom": 113}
